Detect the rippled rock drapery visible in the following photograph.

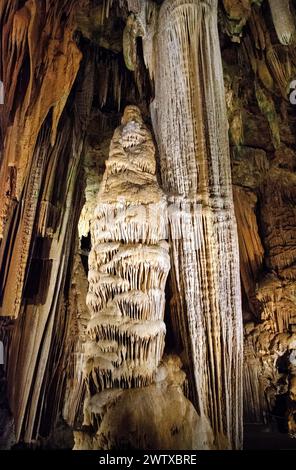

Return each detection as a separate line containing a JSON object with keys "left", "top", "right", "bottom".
{"left": 145, "top": 0, "right": 243, "bottom": 449}
{"left": 2, "top": 0, "right": 296, "bottom": 450}
{"left": 241, "top": 166, "right": 296, "bottom": 433}
{"left": 223, "top": 2, "right": 296, "bottom": 436}
{"left": 0, "top": 0, "right": 82, "bottom": 319}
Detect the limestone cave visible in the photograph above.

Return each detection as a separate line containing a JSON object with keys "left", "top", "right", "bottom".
{"left": 0, "top": 0, "right": 296, "bottom": 455}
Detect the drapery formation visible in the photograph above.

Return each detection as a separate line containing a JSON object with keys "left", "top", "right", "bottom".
{"left": 0, "top": 0, "right": 91, "bottom": 442}
{"left": 149, "top": 0, "right": 243, "bottom": 449}
{"left": 4, "top": 0, "right": 296, "bottom": 450}
{"left": 0, "top": 0, "right": 82, "bottom": 319}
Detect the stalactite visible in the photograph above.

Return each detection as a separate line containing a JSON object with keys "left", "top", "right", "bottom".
{"left": 0, "top": 1, "right": 94, "bottom": 438}
{"left": 255, "top": 82, "right": 280, "bottom": 149}
{"left": 269, "top": 0, "right": 296, "bottom": 46}
{"left": 2, "top": 0, "right": 296, "bottom": 450}
{"left": 244, "top": 319, "right": 296, "bottom": 425}
{"left": 63, "top": 250, "right": 91, "bottom": 428}
{"left": 256, "top": 275, "right": 296, "bottom": 333}
{"left": 249, "top": 6, "right": 267, "bottom": 52}
{"left": 266, "top": 44, "right": 292, "bottom": 98}
{"left": 148, "top": 0, "right": 243, "bottom": 449}
{"left": 261, "top": 167, "right": 296, "bottom": 273}
{"left": 5, "top": 114, "right": 85, "bottom": 442}
{"left": 96, "top": 51, "right": 136, "bottom": 112}
{"left": 0, "top": 127, "right": 50, "bottom": 318}
{"left": 241, "top": 141, "right": 296, "bottom": 431}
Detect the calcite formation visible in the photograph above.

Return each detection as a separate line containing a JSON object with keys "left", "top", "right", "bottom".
{"left": 242, "top": 164, "right": 296, "bottom": 432}
{"left": 145, "top": 0, "right": 243, "bottom": 450}
{"left": 0, "top": 0, "right": 92, "bottom": 442}
{"left": 233, "top": 187, "right": 264, "bottom": 315}
{"left": 244, "top": 318, "right": 296, "bottom": 428}
{"left": 223, "top": 2, "right": 296, "bottom": 436}
{"left": 0, "top": 0, "right": 82, "bottom": 319}
{"left": 268, "top": 0, "right": 296, "bottom": 46}
{"left": 75, "top": 355, "right": 214, "bottom": 450}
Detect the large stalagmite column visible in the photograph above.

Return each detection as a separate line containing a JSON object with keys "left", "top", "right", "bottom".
{"left": 149, "top": 0, "right": 243, "bottom": 449}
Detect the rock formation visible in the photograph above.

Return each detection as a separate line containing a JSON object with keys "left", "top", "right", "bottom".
{"left": 85, "top": 105, "right": 170, "bottom": 388}
{"left": 73, "top": 105, "right": 213, "bottom": 450}
{"left": 148, "top": 0, "right": 243, "bottom": 450}
{"left": 222, "top": 0, "right": 296, "bottom": 441}
{"left": 74, "top": 355, "right": 214, "bottom": 450}
{"left": 268, "top": 0, "right": 296, "bottom": 46}
{"left": 1, "top": 0, "right": 296, "bottom": 452}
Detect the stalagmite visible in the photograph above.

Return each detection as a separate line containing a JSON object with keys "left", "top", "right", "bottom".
{"left": 75, "top": 355, "right": 214, "bottom": 450}
{"left": 148, "top": 0, "right": 243, "bottom": 449}
{"left": 2, "top": 0, "right": 296, "bottom": 451}
{"left": 85, "top": 105, "right": 170, "bottom": 390}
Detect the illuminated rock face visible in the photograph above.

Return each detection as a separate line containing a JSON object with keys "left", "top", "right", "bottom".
{"left": 2, "top": 0, "right": 296, "bottom": 451}
{"left": 79, "top": 105, "right": 214, "bottom": 450}
{"left": 244, "top": 318, "right": 296, "bottom": 428}
{"left": 75, "top": 355, "right": 214, "bottom": 450}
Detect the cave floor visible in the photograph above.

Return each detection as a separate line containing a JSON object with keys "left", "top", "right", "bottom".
{"left": 244, "top": 424, "right": 296, "bottom": 450}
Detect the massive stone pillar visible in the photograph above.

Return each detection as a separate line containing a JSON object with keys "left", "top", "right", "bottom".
{"left": 77, "top": 105, "right": 213, "bottom": 450}
{"left": 149, "top": 0, "right": 243, "bottom": 449}
{"left": 85, "top": 105, "right": 170, "bottom": 390}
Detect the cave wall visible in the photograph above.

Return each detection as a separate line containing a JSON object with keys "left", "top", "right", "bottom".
{"left": 222, "top": 0, "right": 296, "bottom": 435}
